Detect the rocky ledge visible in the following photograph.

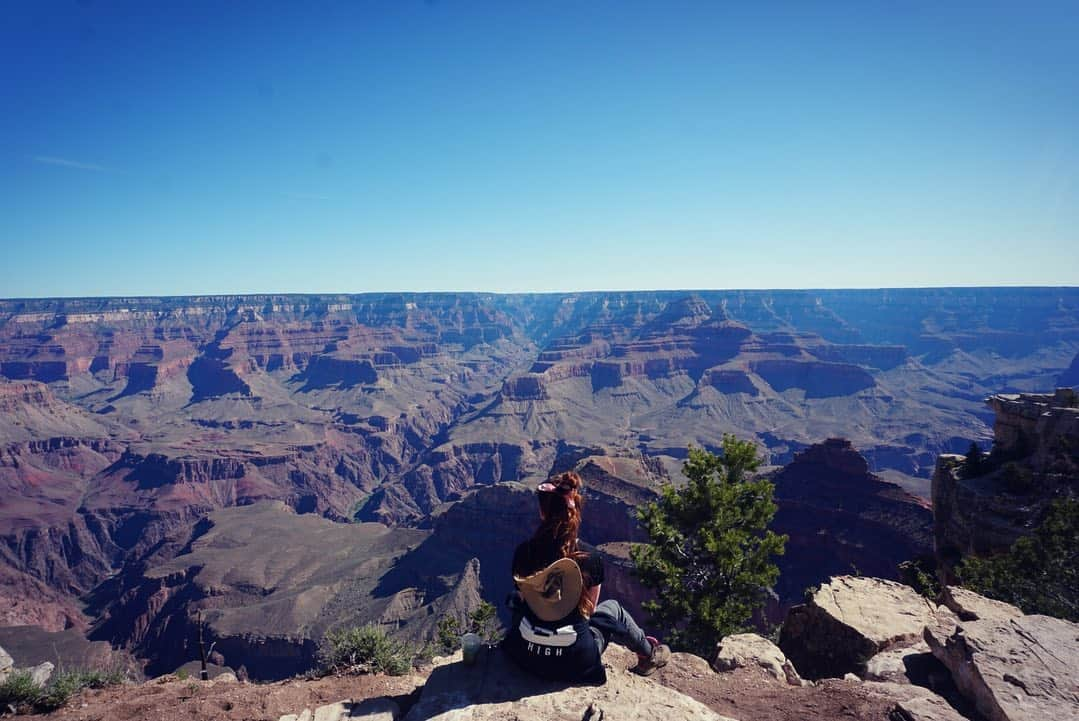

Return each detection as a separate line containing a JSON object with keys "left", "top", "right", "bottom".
{"left": 9, "top": 581, "right": 1078, "bottom": 721}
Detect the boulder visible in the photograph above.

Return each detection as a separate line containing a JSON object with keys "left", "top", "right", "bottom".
{"left": 26, "top": 661, "right": 54, "bottom": 687}
{"left": 313, "top": 701, "right": 353, "bottom": 721}
{"left": 940, "top": 586, "right": 1022, "bottom": 622}
{"left": 864, "top": 681, "right": 969, "bottom": 721}
{"left": 403, "top": 647, "right": 737, "bottom": 721}
{"left": 280, "top": 699, "right": 398, "bottom": 721}
{"left": 779, "top": 576, "right": 945, "bottom": 679}
{"left": 925, "top": 613, "right": 1079, "bottom": 721}
{"left": 713, "top": 633, "right": 803, "bottom": 685}
{"left": 0, "top": 644, "right": 12, "bottom": 681}
{"left": 864, "top": 641, "right": 932, "bottom": 683}
{"left": 671, "top": 651, "right": 715, "bottom": 679}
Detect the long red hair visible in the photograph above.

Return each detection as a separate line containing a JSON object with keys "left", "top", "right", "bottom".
{"left": 530, "top": 471, "right": 594, "bottom": 616}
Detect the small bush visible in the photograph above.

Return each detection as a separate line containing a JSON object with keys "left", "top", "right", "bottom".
{"left": 37, "top": 667, "right": 129, "bottom": 711}
{"left": 898, "top": 556, "right": 941, "bottom": 599}
{"left": 0, "top": 671, "right": 41, "bottom": 712}
{"left": 0, "top": 666, "right": 128, "bottom": 713}
{"left": 322, "top": 625, "right": 414, "bottom": 676}
{"left": 436, "top": 615, "right": 462, "bottom": 654}
{"left": 436, "top": 601, "right": 502, "bottom": 654}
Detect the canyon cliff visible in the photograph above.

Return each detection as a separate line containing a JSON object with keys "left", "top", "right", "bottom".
{"left": 933, "top": 387, "right": 1079, "bottom": 578}
{"left": 1, "top": 289, "right": 1076, "bottom": 677}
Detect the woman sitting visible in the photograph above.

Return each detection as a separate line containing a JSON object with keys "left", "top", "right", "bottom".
{"left": 502, "top": 471, "right": 670, "bottom": 683}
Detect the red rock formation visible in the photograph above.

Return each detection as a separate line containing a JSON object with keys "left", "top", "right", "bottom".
{"left": 933, "top": 389, "right": 1079, "bottom": 579}
{"left": 770, "top": 439, "right": 933, "bottom": 610}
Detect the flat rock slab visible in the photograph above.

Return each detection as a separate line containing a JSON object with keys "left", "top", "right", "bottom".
{"left": 403, "top": 647, "right": 737, "bottom": 721}
{"left": 779, "top": 576, "right": 944, "bottom": 679}
{"left": 926, "top": 613, "right": 1079, "bottom": 721}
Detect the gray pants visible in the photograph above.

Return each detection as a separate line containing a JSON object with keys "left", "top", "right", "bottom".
{"left": 588, "top": 599, "right": 652, "bottom": 657}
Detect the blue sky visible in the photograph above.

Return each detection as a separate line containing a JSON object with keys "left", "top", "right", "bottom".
{"left": 2, "top": 1, "right": 1078, "bottom": 297}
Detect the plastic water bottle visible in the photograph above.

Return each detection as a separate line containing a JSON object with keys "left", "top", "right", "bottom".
{"left": 461, "top": 632, "right": 482, "bottom": 665}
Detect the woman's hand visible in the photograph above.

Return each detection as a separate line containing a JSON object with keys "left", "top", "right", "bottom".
{"left": 583, "top": 583, "right": 601, "bottom": 609}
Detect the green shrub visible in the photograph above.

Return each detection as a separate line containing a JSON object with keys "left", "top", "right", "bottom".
{"left": 322, "top": 624, "right": 414, "bottom": 676}
{"left": 468, "top": 601, "right": 500, "bottom": 643}
{"left": 37, "top": 667, "right": 129, "bottom": 711}
{"left": 958, "top": 497, "right": 1078, "bottom": 621}
{"left": 0, "top": 666, "right": 128, "bottom": 713}
{"left": 436, "top": 600, "right": 501, "bottom": 654}
{"left": 898, "top": 556, "right": 941, "bottom": 599}
{"left": 0, "top": 671, "right": 41, "bottom": 712}
{"left": 436, "top": 615, "right": 462, "bottom": 654}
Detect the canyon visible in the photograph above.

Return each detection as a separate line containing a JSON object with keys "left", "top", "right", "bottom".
{"left": 0, "top": 289, "right": 1076, "bottom": 678}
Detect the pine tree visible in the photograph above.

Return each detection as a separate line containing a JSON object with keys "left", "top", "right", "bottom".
{"left": 630, "top": 435, "right": 787, "bottom": 656}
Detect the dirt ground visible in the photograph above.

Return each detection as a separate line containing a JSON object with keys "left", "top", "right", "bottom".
{"left": 655, "top": 662, "right": 896, "bottom": 721}
{"left": 18, "top": 672, "right": 424, "bottom": 721}
{"left": 624, "top": 650, "right": 896, "bottom": 721}
{"left": 19, "top": 652, "right": 900, "bottom": 721}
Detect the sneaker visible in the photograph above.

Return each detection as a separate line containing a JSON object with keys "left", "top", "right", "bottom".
{"left": 632, "top": 637, "right": 670, "bottom": 676}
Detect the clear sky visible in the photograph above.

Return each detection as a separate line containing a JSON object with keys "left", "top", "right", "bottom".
{"left": 2, "top": 1, "right": 1078, "bottom": 297}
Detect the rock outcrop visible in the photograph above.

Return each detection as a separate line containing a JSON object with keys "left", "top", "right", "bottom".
{"left": 924, "top": 612, "right": 1079, "bottom": 721}
{"left": 778, "top": 576, "right": 947, "bottom": 680}
{"left": 933, "top": 389, "right": 1079, "bottom": 578}
{"left": 770, "top": 439, "right": 934, "bottom": 608}
{"left": 402, "top": 647, "right": 737, "bottom": 721}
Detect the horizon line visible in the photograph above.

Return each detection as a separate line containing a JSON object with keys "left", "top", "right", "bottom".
{"left": 3, "top": 284, "right": 1079, "bottom": 303}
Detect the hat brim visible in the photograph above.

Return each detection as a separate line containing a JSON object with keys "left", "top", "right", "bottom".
{"left": 514, "top": 557, "right": 584, "bottom": 623}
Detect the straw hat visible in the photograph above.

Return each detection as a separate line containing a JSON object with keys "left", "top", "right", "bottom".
{"left": 513, "top": 557, "right": 584, "bottom": 622}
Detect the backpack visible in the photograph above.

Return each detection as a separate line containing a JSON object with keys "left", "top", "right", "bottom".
{"left": 502, "top": 559, "right": 605, "bottom": 683}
